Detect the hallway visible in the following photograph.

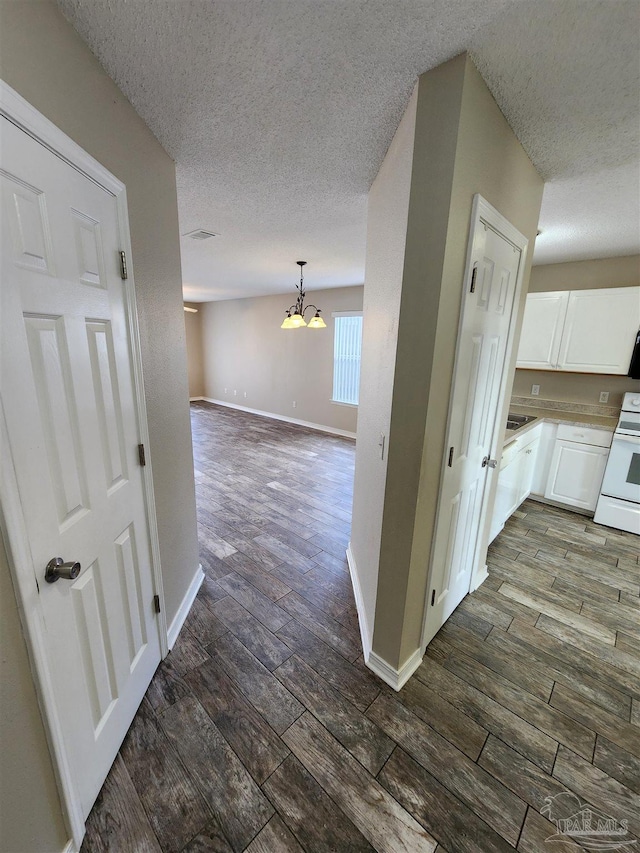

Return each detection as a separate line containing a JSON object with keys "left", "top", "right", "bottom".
{"left": 81, "top": 402, "right": 639, "bottom": 852}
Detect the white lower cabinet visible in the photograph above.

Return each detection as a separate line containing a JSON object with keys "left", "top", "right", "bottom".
{"left": 544, "top": 440, "right": 609, "bottom": 512}
{"left": 490, "top": 426, "right": 541, "bottom": 542}
{"left": 543, "top": 423, "right": 612, "bottom": 512}
{"left": 490, "top": 420, "right": 612, "bottom": 538}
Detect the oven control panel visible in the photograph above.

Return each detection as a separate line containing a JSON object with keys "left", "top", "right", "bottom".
{"left": 622, "top": 392, "right": 640, "bottom": 412}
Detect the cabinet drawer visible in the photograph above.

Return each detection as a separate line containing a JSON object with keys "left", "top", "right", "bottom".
{"left": 556, "top": 424, "right": 613, "bottom": 448}
{"left": 501, "top": 423, "right": 542, "bottom": 469}
{"left": 500, "top": 440, "right": 520, "bottom": 469}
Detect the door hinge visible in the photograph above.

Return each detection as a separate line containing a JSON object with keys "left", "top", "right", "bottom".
{"left": 469, "top": 264, "right": 478, "bottom": 293}
{"left": 119, "top": 250, "right": 128, "bottom": 280}
{"left": 153, "top": 594, "right": 161, "bottom": 614}
{"left": 447, "top": 446, "right": 454, "bottom": 467}
{"left": 138, "top": 443, "right": 146, "bottom": 466}
{"left": 431, "top": 589, "right": 436, "bottom": 606}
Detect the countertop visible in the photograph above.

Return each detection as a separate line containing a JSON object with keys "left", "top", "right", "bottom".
{"left": 503, "top": 405, "right": 617, "bottom": 447}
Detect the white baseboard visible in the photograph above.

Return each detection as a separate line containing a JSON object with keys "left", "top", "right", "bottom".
{"left": 345, "top": 543, "right": 423, "bottom": 690}
{"left": 62, "top": 840, "right": 78, "bottom": 853}
{"left": 195, "top": 397, "right": 356, "bottom": 439}
{"left": 167, "top": 564, "right": 204, "bottom": 649}
{"left": 470, "top": 563, "right": 489, "bottom": 592}
{"left": 367, "top": 646, "right": 424, "bottom": 692}
{"left": 346, "top": 543, "right": 371, "bottom": 659}
{"left": 189, "top": 396, "right": 204, "bottom": 402}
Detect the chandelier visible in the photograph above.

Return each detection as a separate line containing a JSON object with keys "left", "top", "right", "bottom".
{"left": 281, "top": 261, "right": 326, "bottom": 329}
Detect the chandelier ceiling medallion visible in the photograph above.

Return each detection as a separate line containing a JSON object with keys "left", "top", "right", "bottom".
{"left": 281, "top": 261, "right": 326, "bottom": 329}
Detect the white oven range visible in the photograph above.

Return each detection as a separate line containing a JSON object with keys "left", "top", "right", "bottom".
{"left": 594, "top": 392, "right": 640, "bottom": 535}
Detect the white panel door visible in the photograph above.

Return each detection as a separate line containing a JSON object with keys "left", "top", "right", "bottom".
{"left": 545, "top": 441, "right": 609, "bottom": 511}
{"left": 558, "top": 287, "right": 640, "bottom": 374}
{"left": 424, "top": 208, "right": 524, "bottom": 645}
{"left": 1, "top": 117, "right": 161, "bottom": 818}
{"left": 516, "top": 291, "right": 568, "bottom": 369}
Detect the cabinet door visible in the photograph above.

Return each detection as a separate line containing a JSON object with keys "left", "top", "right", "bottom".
{"left": 545, "top": 440, "right": 609, "bottom": 511}
{"left": 516, "top": 438, "right": 539, "bottom": 506}
{"left": 531, "top": 422, "right": 558, "bottom": 495}
{"left": 489, "top": 433, "right": 539, "bottom": 542}
{"left": 516, "top": 292, "right": 569, "bottom": 369}
{"left": 491, "top": 448, "right": 520, "bottom": 541}
{"left": 558, "top": 287, "right": 640, "bottom": 374}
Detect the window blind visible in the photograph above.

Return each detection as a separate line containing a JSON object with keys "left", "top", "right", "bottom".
{"left": 332, "top": 314, "right": 363, "bottom": 405}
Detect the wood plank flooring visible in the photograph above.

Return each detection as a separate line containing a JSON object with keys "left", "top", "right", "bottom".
{"left": 82, "top": 402, "right": 639, "bottom": 853}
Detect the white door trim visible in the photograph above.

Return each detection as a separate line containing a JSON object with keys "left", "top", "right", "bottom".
{"left": 420, "top": 194, "right": 529, "bottom": 650}
{"left": 0, "top": 79, "right": 167, "bottom": 847}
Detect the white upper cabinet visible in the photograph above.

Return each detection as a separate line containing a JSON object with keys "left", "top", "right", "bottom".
{"left": 558, "top": 287, "right": 640, "bottom": 373}
{"left": 517, "top": 292, "right": 568, "bottom": 369}
{"left": 516, "top": 286, "right": 640, "bottom": 374}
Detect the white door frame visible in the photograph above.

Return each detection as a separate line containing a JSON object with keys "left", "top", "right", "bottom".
{"left": 0, "top": 80, "right": 167, "bottom": 848}
{"left": 421, "top": 194, "right": 529, "bottom": 649}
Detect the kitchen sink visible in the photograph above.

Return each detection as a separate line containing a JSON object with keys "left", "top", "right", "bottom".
{"left": 506, "top": 413, "right": 537, "bottom": 431}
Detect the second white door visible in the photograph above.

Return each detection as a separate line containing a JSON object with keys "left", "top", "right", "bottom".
{"left": 423, "top": 198, "right": 526, "bottom": 646}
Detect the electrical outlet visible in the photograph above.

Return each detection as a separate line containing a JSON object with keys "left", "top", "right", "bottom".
{"left": 531, "top": 384, "right": 540, "bottom": 396}
{"left": 599, "top": 391, "right": 609, "bottom": 403}
{"left": 243, "top": 391, "right": 247, "bottom": 398}
{"left": 233, "top": 390, "right": 237, "bottom": 396}
{"left": 292, "top": 401, "right": 297, "bottom": 409}
{"left": 224, "top": 387, "right": 228, "bottom": 394}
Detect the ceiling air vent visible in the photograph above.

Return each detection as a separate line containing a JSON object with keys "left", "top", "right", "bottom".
{"left": 183, "top": 229, "right": 217, "bottom": 240}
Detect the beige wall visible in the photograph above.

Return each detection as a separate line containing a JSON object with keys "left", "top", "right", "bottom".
{"left": 1, "top": 1, "right": 199, "bottom": 627}
{"left": 513, "top": 255, "right": 640, "bottom": 407}
{"left": 512, "top": 370, "right": 639, "bottom": 409}
{"left": 201, "top": 286, "right": 364, "bottom": 434}
{"left": 528, "top": 255, "right": 639, "bottom": 292}
{"left": 351, "top": 54, "right": 544, "bottom": 671}
{"left": 0, "top": 1, "right": 200, "bottom": 848}
{"left": 0, "top": 535, "right": 68, "bottom": 853}
{"left": 185, "top": 303, "right": 205, "bottom": 398}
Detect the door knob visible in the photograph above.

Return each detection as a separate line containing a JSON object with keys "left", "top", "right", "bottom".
{"left": 45, "top": 557, "right": 81, "bottom": 583}
{"left": 482, "top": 456, "right": 498, "bottom": 469}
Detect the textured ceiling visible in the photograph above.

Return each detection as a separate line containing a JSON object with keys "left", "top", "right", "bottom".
{"left": 57, "top": 0, "right": 640, "bottom": 300}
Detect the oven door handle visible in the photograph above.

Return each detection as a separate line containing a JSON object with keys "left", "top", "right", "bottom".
{"left": 612, "top": 433, "right": 640, "bottom": 445}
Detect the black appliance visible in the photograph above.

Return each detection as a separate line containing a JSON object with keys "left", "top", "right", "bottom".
{"left": 629, "top": 330, "right": 640, "bottom": 380}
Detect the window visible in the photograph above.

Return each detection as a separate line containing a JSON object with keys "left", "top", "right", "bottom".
{"left": 332, "top": 312, "right": 363, "bottom": 405}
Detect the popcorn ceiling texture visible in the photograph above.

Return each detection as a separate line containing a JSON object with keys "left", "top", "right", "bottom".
{"left": 56, "top": 0, "right": 639, "bottom": 298}
{"left": 469, "top": 1, "right": 640, "bottom": 266}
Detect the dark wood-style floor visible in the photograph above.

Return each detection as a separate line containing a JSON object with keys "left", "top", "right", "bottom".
{"left": 82, "top": 401, "right": 640, "bottom": 853}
